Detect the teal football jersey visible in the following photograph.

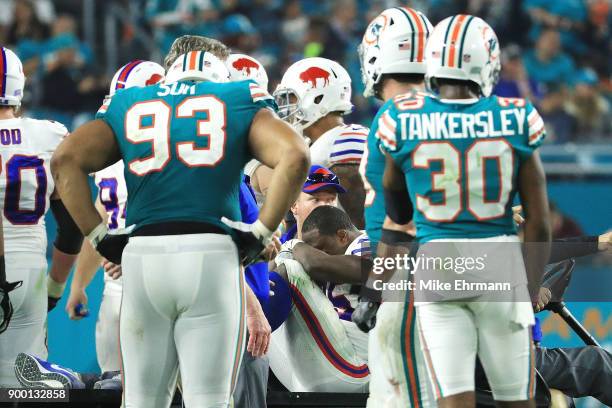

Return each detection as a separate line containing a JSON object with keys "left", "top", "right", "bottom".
{"left": 97, "top": 79, "right": 275, "bottom": 231}
{"left": 361, "top": 104, "right": 388, "bottom": 249}
{"left": 379, "top": 92, "right": 546, "bottom": 243}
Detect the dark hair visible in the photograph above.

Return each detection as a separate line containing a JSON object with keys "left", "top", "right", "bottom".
{"left": 431, "top": 77, "right": 481, "bottom": 95}
{"left": 374, "top": 73, "right": 425, "bottom": 99}
{"left": 302, "top": 205, "right": 356, "bottom": 236}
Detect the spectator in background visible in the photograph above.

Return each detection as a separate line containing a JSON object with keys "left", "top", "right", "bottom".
{"left": 524, "top": 0, "right": 588, "bottom": 56}
{"left": 4, "top": 0, "right": 49, "bottom": 45}
{"left": 321, "top": 0, "right": 358, "bottom": 62}
{"left": 38, "top": 15, "right": 106, "bottom": 129}
{"left": 523, "top": 29, "right": 576, "bottom": 142}
{"left": 145, "top": 0, "right": 218, "bottom": 53}
{"left": 494, "top": 44, "right": 543, "bottom": 103}
{"left": 564, "top": 68, "right": 612, "bottom": 141}
{"left": 281, "top": 0, "right": 308, "bottom": 50}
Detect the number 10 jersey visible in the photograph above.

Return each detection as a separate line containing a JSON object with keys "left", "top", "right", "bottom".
{"left": 0, "top": 118, "right": 67, "bottom": 254}
{"left": 378, "top": 92, "right": 546, "bottom": 243}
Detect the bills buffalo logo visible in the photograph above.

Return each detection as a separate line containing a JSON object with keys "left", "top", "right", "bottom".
{"left": 363, "top": 13, "right": 388, "bottom": 46}
{"left": 145, "top": 73, "right": 163, "bottom": 86}
{"left": 300, "top": 67, "right": 331, "bottom": 88}
{"left": 232, "top": 57, "right": 260, "bottom": 75}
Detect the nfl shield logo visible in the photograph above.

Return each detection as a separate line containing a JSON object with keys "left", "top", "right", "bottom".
{"left": 463, "top": 54, "right": 471, "bottom": 63}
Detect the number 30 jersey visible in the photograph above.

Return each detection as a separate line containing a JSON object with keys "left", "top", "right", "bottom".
{"left": 98, "top": 79, "right": 276, "bottom": 231}
{"left": 379, "top": 92, "right": 546, "bottom": 243}
{"left": 0, "top": 118, "right": 68, "bottom": 253}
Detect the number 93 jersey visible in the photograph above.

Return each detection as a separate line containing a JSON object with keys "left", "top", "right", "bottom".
{"left": 97, "top": 79, "right": 276, "bottom": 231}
{"left": 379, "top": 92, "right": 546, "bottom": 243}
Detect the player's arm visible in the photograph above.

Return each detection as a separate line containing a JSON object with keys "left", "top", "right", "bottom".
{"left": 225, "top": 109, "right": 309, "bottom": 264}
{"left": 292, "top": 242, "right": 371, "bottom": 284}
{"left": 51, "top": 120, "right": 123, "bottom": 262}
{"left": 249, "top": 109, "right": 310, "bottom": 229}
{"left": 330, "top": 164, "right": 366, "bottom": 230}
{"left": 382, "top": 152, "right": 413, "bottom": 225}
{"left": 47, "top": 190, "right": 85, "bottom": 311}
{"left": 251, "top": 164, "right": 274, "bottom": 197}
{"left": 245, "top": 283, "right": 271, "bottom": 357}
{"left": 65, "top": 198, "right": 107, "bottom": 319}
{"left": 518, "top": 150, "right": 551, "bottom": 299}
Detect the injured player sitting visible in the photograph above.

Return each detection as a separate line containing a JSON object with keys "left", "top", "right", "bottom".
{"left": 269, "top": 205, "right": 372, "bottom": 392}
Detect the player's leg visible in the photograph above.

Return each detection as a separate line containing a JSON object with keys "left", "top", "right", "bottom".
{"left": 473, "top": 301, "right": 535, "bottom": 408}
{"left": 173, "top": 233, "right": 245, "bottom": 408}
{"left": 374, "top": 299, "right": 437, "bottom": 408}
{"left": 119, "top": 238, "right": 180, "bottom": 408}
{"left": 269, "top": 259, "right": 369, "bottom": 392}
{"left": 0, "top": 253, "right": 47, "bottom": 387}
{"left": 416, "top": 302, "right": 478, "bottom": 407}
{"left": 95, "top": 288, "right": 122, "bottom": 373}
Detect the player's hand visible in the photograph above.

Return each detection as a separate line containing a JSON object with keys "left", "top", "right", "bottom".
{"left": 352, "top": 287, "right": 382, "bottom": 333}
{"left": 512, "top": 205, "right": 524, "bottom": 225}
{"left": 598, "top": 231, "right": 612, "bottom": 251}
{"left": 87, "top": 223, "right": 128, "bottom": 265}
{"left": 221, "top": 218, "right": 275, "bottom": 266}
{"left": 261, "top": 236, "right": 281, "bottom": 262}
{"left": 66, "top": 288, "right": 89, "bottom": 320}
{"left": 246, "top": 310, "right": 271, "bottom": 358}
{"left": 534, "top": 287, "right": 552, "bottom": 313}
{"left": 275, "top": 239, "right": 303, "bottom": 263}
{"left": 103, "top": 260, "right": 122, "bottom": 280}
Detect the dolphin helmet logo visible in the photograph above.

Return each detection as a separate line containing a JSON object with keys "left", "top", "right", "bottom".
{"left": 232, "top": 57, "right": 260, "bottom": 75}
{"left": 363, "top": 13, "right": 388, "bottom": 46}
{"left": 299, "top": 67, "right": 331, "bottom": 88}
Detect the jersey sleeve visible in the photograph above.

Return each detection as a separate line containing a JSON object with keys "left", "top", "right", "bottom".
{"left": 95, "top": 95, "right": 112, "bottom": 120}
{"left": 245, "top": 80, "right": 277, "bottom": 112}
{"left": 376, "top": 101, "right": 400, "bottom": 154}
{"left": 97, "top": 90, "right": 128, "bottom": 137}
{"left": 328, "top": 125, "right": 368, "bottom": 166}
{"left": 516, "top": 100, "right": 546, "bottom": 160}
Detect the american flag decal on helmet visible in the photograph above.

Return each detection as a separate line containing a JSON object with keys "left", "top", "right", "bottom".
{"left": 249, "top": 83, "right": 272, "bottom": 103}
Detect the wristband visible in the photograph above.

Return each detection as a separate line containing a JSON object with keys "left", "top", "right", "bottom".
{"left": 87, "top": 223, "right": 108, "bottom": 248}
{"left": 47, "top": 276, "right": 66, "bottom": 299}
{"left": 252, "top": 219, "right": 275, "bottom": 242}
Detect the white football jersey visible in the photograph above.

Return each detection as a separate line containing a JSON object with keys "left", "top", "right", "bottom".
{"left": 326, "top": 233, "right": 371, "bottom": 321}
{"left": 310, "top": 124, "right": 368, "bottom": 168}
{"left": 94, "top": 161, "right": 128, "bottom": 231}
{"left": 0, "top": 118, "right": 67, "bottom": 254}
{"left": 94, "top": 160, "right": 127, "bottom": 293}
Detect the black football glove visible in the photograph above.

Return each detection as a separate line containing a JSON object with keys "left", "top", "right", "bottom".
{"left": 222, "top": 218, "right": 274, "bottom": 266}
{"left": 88, "top": 223, "right": 129, "bottom": 265}
{"left": 352, "top": 286, "right": 382, "bottom": 333}
{"left": 1, "top": 255, "right": 23, "bottom": 334}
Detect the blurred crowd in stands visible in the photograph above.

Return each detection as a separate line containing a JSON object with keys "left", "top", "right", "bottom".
{"left": 0, "top": 0, "right": 610, "bottom": 143}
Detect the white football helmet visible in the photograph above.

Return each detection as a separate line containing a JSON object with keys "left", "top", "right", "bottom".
{"left": 273, "top": 57, "right": 352, "bottom": 132}
{"left": 359, "top": 7, "right": 433, "bottom": 98}
{"left": 109, "top": 60, "right": 165, "bottom": 96}
{"left": 425, "top": 15, "right": 501, "bottom": 97}
{"left": 226, "top": 53, "right": 269, "bottom": 91}
{"left": 165, "top": 50, "right": 230, "bottom": 84}
{"left": 0, "top": 47, "right": 25, "bottom": 106}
